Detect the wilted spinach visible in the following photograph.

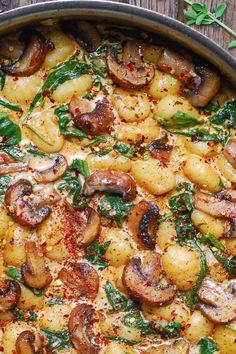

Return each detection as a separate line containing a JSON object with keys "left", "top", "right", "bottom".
{"left": 105, "top": 281, "right": 137, "bottom": 311}
{"left": 86, "top": 241, "right": 111, "bottom": 270}
{"left": 209, "top": 99, "right": 236, "bottom": 128}
{"left": 160, "top": 111, "right": 204, "bottom": 129}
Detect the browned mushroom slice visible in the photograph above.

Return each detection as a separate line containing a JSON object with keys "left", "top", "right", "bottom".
{"left": 83, "top": 170, "right": 137, "bottom": 202}
{"left": 16, "top": 331, "right": 43, "bottom": 354}
{"left": 188, "top": 66, "right": 221, "bottom": 107}
{"left": 0, "top": 38, "right": 24, "bottom": 60}
{"left": 4, "top": 31, "right": 47, "bottom": 77}
{"left": 0, "top": 279, "right": 21, "bottom": 311}
{"left": 63, "top": 204, "right": 100, "bottom": 249}
{"left": 194, "top": 190, "right": 236, "bottom": 219}
{"left": 216, "top": 188, "right": 236, "bottom": 202}
{"left": 59, "top": 262, "right": 99, "bottom": 300}
{"left": 34, "top": 154, "right": 68, "bottom": 183}
{"left": 157, "top": 48, "right": 200, "bottom": 89}
{"left": 5, "top": 179, "right": 52, "bottom": 226}
{"left": 0, "top": 161, "right": 29, "bottom": 175}
{"left": 128, "top": 200, "right": 159, "bottom": 249}
{"left": 62, "top": 21, "right": 101, "bottom": 52}
{"left": 197, "top": 278, "right": 236, "bottom": 323}
{"left": 69, "top": 304, "right": 99, "bottom": 354}
{"left": 148, "top": 137, "right": 173, "bottom": 162}
{"left": 21, "top": 241, "right": 52, "bottom": 289}
{"left": 223, "top": 140, "right": 236, "bottom": 170}
{"left": 70, "top": 97, "right": 115, "bottom": 136}
{"left": 107, "top": 40, "right": 154, "bottom": 89}
{"left": 122, "top": 251, "right": 175, "bottom": 306}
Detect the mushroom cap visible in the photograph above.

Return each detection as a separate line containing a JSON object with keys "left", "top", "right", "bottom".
{"left": 223, "top": 140, "right": 236, "bottom": 170}
{"left": 197, "top": 278, "right": 236, "bottom": 323}
{"left": 34, "top": 154, "right": 68, "bottom": 183}
{"left": 83, "top": 170, "right": 137, "bottom": 202}
{"left": 16, "top": 331, "right": 43, "bottom": 354}
{"left": 0, "top": 279, "right": 21, "bottom": 312}
{"left": 122, "top": 251, "right": 176, "bottom": 306}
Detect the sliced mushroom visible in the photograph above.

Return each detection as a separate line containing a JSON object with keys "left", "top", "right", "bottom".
{"left": 223, "top": 140, "right": 236, "bottom": 170}
{"left": 215, "top": 188, "right": 236, "bottom": 238}
{"left": 59, "top": 262, "right": 99, "bottom": 300}
{"left": 143, "top": 338, "right": 190, "bottom": 354}
{"left": 21, "top": 241, "right": 52, "bottom": 289}
{"left": 62, "top": 21, "right": 101, "bottom": 52}
{"left": 157, "top": 48, "right": 200, "bottom": 89}
{"left": 83, "top": 170, "right": 137, "bottom": 202}
{"left": 70, "top": 97, "right": 115, "bottom": 136}
{"left": 0, "top": 279, "right": 21, "bottom": 311}
{"left": 63, "top": 204, "right": 100, "bottom": 249}
{"left": 3, "top": 31, "right": 47, "bottom": 77}
{"left": 0, "top": 161, "right": 29, "bottom": 175}
{"left": 122, "top": 251, "right": 176, "bottom": 306}
{"left": 128, "top": 200, "right": 159, "bottom": 249}
{"left": 34, "top": 154, "right": 68, "bottom": 183}
{"left": 68, "top": 304, "right": 99, "bottom": 354}
{"left": 197, "top": 278, "right": 236, "bottom": 323}
{"left": 0, "top": 37, "right": 24, "bottom": 60}
{"left": 148, "top": 137, "right": 173, "bottom": 162}
{"left": 5, "top": 179, "right": 52, "bottom": 226}
{"left": 188, "top": 66, "right": 221, "bottom": 107}
{"left": 194, "top": 190, "right": 236, "bottom": 219}
{"left": 107, "top": 40, "right": 154, "bottom": 89}
{"left": 16, "top": 331, "right": 43, "bottom": 354}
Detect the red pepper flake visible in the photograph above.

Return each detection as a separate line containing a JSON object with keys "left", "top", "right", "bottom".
{"left": 126, "top": 62, "right": 134, "bottom": 71}
{"left": 42, "top": 88, "right": 51, "bottom": 97}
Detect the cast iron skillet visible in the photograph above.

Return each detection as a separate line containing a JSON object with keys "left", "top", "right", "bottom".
{"left": 0, "top": 0, "right": 235, "bottom": 86}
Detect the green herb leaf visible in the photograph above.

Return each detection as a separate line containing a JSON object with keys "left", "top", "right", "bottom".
{"left": 198, "top": 233, "right": 225, "bottom": 251}
{"left": 55, "top": 104, "right": 88, "bottom": 140}
{"left": 0, "top": 70, "right": 6, "bottom": 91}
{"left": 211, "top": 250, "right": 236, "bottom": 277}
{"left": 115, "top": 142, "right": 138, "bottom": 158}
{"left": 47, "top": 297, "right": 64, "bottom": 306}
{"left": 5, "top": 266, "right": 23, "bottom": 281}
{"left": 25, "top": 144, "right": 51, "bottom": 158}
{"left": 0, "top": 113, "right": 21, "bottom": 146}
{"left": 104, "top": 281, "right": 137, "bottom": 311}
{"left": 91, "top": 147, "right": 113, "bottom": 156}
{"left": 85, "top": 135, "right": 107, "bottom": 147}
{"left": 204, "top": 102, "right": 220, "bottom": 112}
{"left": 228, "top": 40, "right": 236, "bottom": 49}
{"left": 58, "top": 172, "right": 82, "bottom": 207}
{"left": 12, "top": 308, "right": 38, "bottom": 322}
{"left": 0, "top": 98, "right": 22, "bottom": 112}
{"left": 106, "top": 336, "right": 141, "bottom": 345}
{"left": 160, "top": 111, "right": 204, "bottom": 129}
{"left": 0, "top": 176, "right": 11, "bottom": 200}
{"left": 209, "top": 99, "right": 236, "bottom": 128}
{"left": 98, "top": 195, "right": 133, "bottom": 222}
{"left": 86, "top": 241, "right": 111, "bottom": 270}
{"left": 69, "top": 159, "right": 90, "bottom": 179}
{"left": 1, "top": 146, "right": 26, "bottom": 161}
{"left": 27, "top": 55, "right": 90, "bottom": 116}
{"left": 41, "top": 328, "right": 72, "bottom": 350}
{"left": 198, "top": 337, "right": 218, "bottom": 354}
{"left": 214, "top": 3, "right": 227, "bottom": 18}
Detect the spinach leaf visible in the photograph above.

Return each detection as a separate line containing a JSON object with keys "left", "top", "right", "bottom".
{"left": 69, "top": 159, "right": 90, "bottom": 179}
{"left": 198, "top": 233, "right": 225, "bottom": 251}
{"left": 57, "top": 172, "right": 83, "bottom": 207}
{"left": 47, "top": 297, "right": 64, "bottom": 306}
{"left": 5, "top": 266, "right": 44, "bottom": 297}
{"left": 0, "top": 98, "right": 22, "bottom": 112}
{"left": 11, "top": 308, "right": 37, "bottom": 322}
{"left": 204, "top": 102, "right": 220, "bottom": 113}
{"left": 166, "top": 126, "right": 230, "bottom": 146}
{"left": 160, "top": 111, "right": 204, "bottom": 129}
{"left": 0, "top": 176, "right": 11, "bottom": 200}
{"left": 27, "top": 55, "right": 90, "bottom": 116}
{"left": 54, "top": 104, "right": 87, "bottom": 140}
{"left": 115, "top": 142, "right": 138, "bottom": 158}
{"left": 209, "top": 99, "right": 236, "bottom": 128}
{"left": 104, "top": 281, "right": 137, "bottom": 311}
{"left": 85, "top": 135, "right": 107, "bottom": 147}
{"left": 41, "top": 328, "right": 72, "bottom": 350}
{"left": 1, "top": 146, "right": 26, "bottom": 161}
{"left": 25, "top": 144, "right": 52, "bottom": 158}
{"left": 0, "top": 114, "right": 21, "bottom": 146}
{"left": 91, "top": 147, "right": 113, "bottom": 156}
{"left": 98, "top": 195, "right": 133, "bottom": 222}
{"left": 106, "top": 336, "right": 141, "bottom": 345}
{"left": 0, "top": 70, "right": 6, "bottom": 91}
{"left": 124, "top": 311, "right": 182, "bottom": 337}
{"left": 198, "top": 337, "right": 218, "bottom": 354}
{"left": 86, "top": 241, "right": 111, "bottom": 270}
{"left": 210, "top": 250, "right": 236, "bottom": 277}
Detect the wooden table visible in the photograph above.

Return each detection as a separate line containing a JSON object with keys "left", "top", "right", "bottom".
{"left": 0, "top": 0, "right": 235, "bottom": 57}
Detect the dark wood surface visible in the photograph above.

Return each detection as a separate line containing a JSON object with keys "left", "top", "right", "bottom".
{"left": 0, "top": 0, "right": 235, "bottom": 56}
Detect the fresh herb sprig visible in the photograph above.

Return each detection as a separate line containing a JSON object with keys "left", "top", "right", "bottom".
{"left": 184, "top": 1, "right": 236, "bottom": 49}
{"left": 104, "top": 281, "right": 137, "bottom": 312}
{"left": 41, "top": 328, "right": 72, "bottom": 351}
{"left": 160, "top": 111, "right": 204, "bottom": 129}
{"left": 198, "top": 337, "right": 218, "bottom": 354}
{"left": 86, "top": 241, "right": 111, "bottom": 270}
{"left": 98, "top": 195, "right": 134, "bottom": 225}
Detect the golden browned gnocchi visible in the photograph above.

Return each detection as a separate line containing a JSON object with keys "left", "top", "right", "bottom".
{"left": 0, "top": 18, "right": 235, "bottom": 354}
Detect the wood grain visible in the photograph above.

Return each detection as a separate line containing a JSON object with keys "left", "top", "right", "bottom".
{"left": 0, "top": 0, "right": 235, "bottom": 56}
